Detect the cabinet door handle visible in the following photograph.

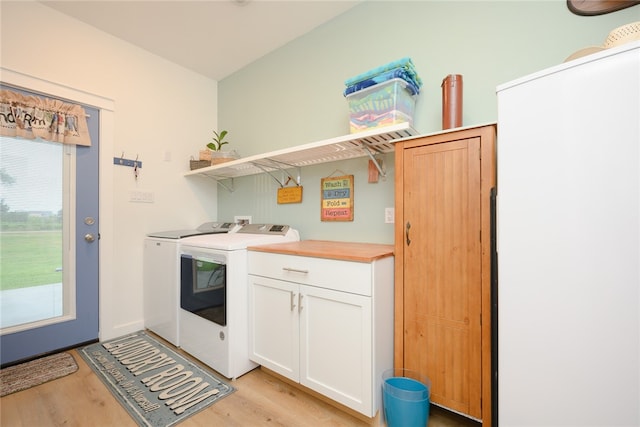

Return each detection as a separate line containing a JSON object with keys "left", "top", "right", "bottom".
{"left": 282, "top": 267, "right": 309, "bottom": 274}
{"left": 298, "top": 294, "right": 304, "bottom": 313}
{"left": 406, "top": 221, "right": 412, "bottom": 246}
{"left": 290, "top": 291, "right": 297, "bottom": 311}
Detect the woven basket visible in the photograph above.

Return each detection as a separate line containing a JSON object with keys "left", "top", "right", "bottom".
{"left": 190, "top": 159, "right": 211, "bottom": 170}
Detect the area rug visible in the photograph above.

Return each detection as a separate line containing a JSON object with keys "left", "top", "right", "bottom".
{"left": 0, "top": 351, "right": 78, "bottom": 397}
{"left": 78, "top": 330, "right": 234, "bottom": 427}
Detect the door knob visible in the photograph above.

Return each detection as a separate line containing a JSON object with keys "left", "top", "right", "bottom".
{"left": 85, "top": 233, "right": 96, "bottom": 243}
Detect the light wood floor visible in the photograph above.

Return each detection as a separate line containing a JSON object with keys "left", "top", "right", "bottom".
{"left": 0, "top": 337, "right": 480, "bottom": 427}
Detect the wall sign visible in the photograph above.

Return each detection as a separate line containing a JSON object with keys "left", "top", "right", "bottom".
{"left": 277, "top": 186, "right": 303, "bottom": 204}
{"left": 321, "top": 175, "right": 354, "bottom": 221}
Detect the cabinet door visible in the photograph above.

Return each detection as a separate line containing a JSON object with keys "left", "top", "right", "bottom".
{"left": 402, "top": 137, "right": 483, "bottom": 418}
{"left": 248, "top": 275, "right": 299, "bottom": 381}
{"left": 299, "top": 284, "right": 373, "bottom": 416}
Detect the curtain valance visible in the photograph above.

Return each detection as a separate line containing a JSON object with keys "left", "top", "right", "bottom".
{"left": 0, "top": 89, "right": 91, "bottom": 146}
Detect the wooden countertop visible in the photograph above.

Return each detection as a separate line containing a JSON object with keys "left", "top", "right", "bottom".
{"left": 248, "top": 240, "right": 394, "bottom": 263}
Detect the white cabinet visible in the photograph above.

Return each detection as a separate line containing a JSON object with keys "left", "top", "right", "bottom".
{"left": 250, "top": 275, "right": 372, "bottom": 403}
{"left": 248, "top": 241, "right": 394, "bottom": 418}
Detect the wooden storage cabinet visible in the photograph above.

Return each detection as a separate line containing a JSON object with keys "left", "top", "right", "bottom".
{"left": 394, "top": 124, "right": 496, "bottom": 425}
{"left": 248, "top": 242, "right": 394, "bottom": 418}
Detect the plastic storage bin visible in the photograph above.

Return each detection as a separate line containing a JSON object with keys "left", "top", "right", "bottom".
{"left": 346, "top": 78, "right": 417, "bottom": 133}
{"left": 382, "top": 368, "right": 431, "bottom": 427}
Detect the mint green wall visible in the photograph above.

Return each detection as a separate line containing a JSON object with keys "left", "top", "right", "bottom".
{"left": 218, "top": 1, "right": 637, "bottom": 244}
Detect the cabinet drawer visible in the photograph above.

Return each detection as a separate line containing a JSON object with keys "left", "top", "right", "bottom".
{"left": 248, "top": 251, "right": 372, "bottom": 296}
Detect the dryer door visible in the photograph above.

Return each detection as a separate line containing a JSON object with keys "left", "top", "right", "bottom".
{"left": 180, "top": 254, "right": 227, "bottom": 326}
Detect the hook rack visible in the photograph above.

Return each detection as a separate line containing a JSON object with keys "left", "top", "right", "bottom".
{"left": 113, "top": 152, "right": 142, "bottom": 169}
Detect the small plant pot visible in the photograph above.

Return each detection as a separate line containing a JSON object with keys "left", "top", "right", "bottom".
{"left": 210, "top": 150, "right": 239, "bottom": 165}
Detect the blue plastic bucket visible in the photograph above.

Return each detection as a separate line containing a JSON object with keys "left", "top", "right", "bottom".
{"left": 382, "top": 369, "right": 431, "bottom": 427}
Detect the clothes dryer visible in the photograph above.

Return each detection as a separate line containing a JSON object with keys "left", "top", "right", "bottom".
{"left": 179, "top": 224, "right": 300, "bottom": 378}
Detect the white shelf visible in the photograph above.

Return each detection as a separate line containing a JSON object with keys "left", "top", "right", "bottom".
{"left": 184, "top": 123, "right": 418, "bottom": 181}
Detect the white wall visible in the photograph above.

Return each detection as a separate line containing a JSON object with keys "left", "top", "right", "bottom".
{"left": 1, "top": 1, "right": 219, "bottom": 340}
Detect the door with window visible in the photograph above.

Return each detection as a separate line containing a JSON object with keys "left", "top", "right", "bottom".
{"left": 0, "top": 86, "right": 99, "bottom": 366}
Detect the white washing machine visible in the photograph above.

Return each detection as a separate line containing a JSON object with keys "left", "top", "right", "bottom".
{"left": 178, "top": 224, "right": 300, "bottom": 379}
{"left": 143, "top": 222, "right": 237, "bottom": 346}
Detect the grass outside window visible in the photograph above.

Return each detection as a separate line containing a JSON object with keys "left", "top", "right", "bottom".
{"left": 0, "top": 231, "right": 62, "bottom": 290}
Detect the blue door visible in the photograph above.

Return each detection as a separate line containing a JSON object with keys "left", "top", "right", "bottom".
{"left": 0, "top": 86, "right": 99, "bottom": 365}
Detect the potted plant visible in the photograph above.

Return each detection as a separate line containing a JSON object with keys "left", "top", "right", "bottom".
{"left": 207, "top": 130, "right": 230, "bottom": 152}
{"left": 206, "top": 130, "right": 239, "bottom": 165}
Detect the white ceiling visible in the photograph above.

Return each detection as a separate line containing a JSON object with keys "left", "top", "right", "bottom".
{"left": 40, "top": 0, "right": 361, "bottom": 81}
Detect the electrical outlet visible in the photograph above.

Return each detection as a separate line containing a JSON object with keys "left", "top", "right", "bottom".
{"left": 385, "top": 207, "right": 395, "bottom": 224}
{"left": 129, "top": 190, "right": 154, "bottom": 203}
{"left": 234, "top": 215, "right": 252, "bottom": 225}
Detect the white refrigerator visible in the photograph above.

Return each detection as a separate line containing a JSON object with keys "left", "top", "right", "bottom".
{"left": 497, "top": 41, "right": 640, "bottom": 426}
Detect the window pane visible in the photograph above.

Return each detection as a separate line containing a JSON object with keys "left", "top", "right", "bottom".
{"left": 0, "top": 136, "right": 66, "bottom": 329}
